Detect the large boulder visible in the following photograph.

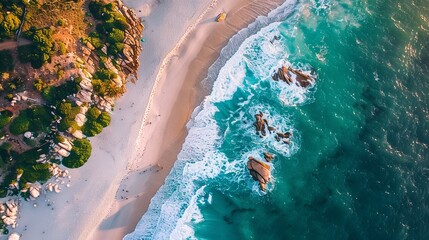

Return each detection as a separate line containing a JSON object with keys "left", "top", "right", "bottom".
{"left": 254, "top": 111, "right": 268, "bottom": 137}
{"left": 247, "top": 157, "right": 271, "bottom": 191}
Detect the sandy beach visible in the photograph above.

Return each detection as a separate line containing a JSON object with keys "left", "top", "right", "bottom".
{"left": 10, "top": 0, "right": 286, "bottom": 239}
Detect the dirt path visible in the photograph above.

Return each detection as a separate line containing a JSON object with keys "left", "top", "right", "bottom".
{"left": 0, "top": 39, "right": 32, "bottom": 51}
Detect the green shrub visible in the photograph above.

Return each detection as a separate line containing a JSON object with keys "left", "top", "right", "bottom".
{"left": 98, "top": 111, "right": 111, "bottom": 127}
{"left": 0, "top": 50, "right": 14, "bottom": 72}
{"left": 82, "top": 120, "right": 103, "bottom": 137}
{"left": 54, "top": 134, "right": 65, "bottom": 144}
{"left": 0, "top": 110, "right": 13, "bottom": 128}
{"left": 57, "top": 19, "right": 64, "bottom": 26}
{"left": 107, "top": 28, "right": 124, "bottom": 44}
{"left": 94, "top": 68, "right": 117, "bottom": 80}
{"left": 42, "top": 80, "right": 79, "bottom": 104}
{"left": 86, "top": 107, "right": 101, "bottom": 121}
{"left": 62, "top": 139, "right": 92, "bottom": 168}
{"left": 58, "top": 118, "right": 79, "bottom": 132}
{"left": 18, "top": 28, "right": 53, "bottom": 68}
{"left": 19, "top": 163, "right": 52, "bottom": 188}
{"left": 9, "top": 114, "right": 30, "bottom": 135}
{"left": 0, "top": 13, "right": 20, "bottom": 39}
{"left": 9, "top": 106, "right": 52, "bottom": 135}
{"left": 28, "top": 106, "right": 52, "bottom": 132}
{"left": 33, "top": 78, "right": 47, "bottom": 92}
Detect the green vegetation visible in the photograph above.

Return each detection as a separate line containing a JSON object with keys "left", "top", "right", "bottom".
{"left": 42, "top": 78, "right": 80, "bottom": 104}
{"left": 82, "top": 107, "right": 101, "bottom": 136}
{"left": 0, "top": 110, "right": 13, "bottom": 128}
{"left": 98, "top": 111, "right": 111, "bottom": 127}
{"left": 9, "top": 106, "right": 52, "bottom": 135}
{"left": 91, "top": 68, "right": 124, "bottom": 97}
{"left": 57, "top": 101, "right": 80, "bottom": 133}
{"left": 0, "top": 77, "right": 24, "bottom": 96}
{"left": 18, "top": 27, "right": 54, "bottom": 68}
{"left": 62, "top": 139, "right": 91, "bottom": 168}
{"left": 0, "top": 50, "right": 14, "bottom": 73}
{"left": 33, "top": 78, "right": 48, "bottom": 92}
{"left": 82, "top": 107, "right": 111, "bottom": 136}
{"left": 15, "top": 148, "right": 52, "bottom": 189}
{"left": 88, "top": 0, "right": 129, "bottom": 58}
{"left": 0, "top": 0, "right": 139, "bottom": 212}
{"left": 0, "top": 0, "right": 23, "bottom": 41}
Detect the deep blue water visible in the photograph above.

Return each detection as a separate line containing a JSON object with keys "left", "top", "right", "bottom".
{"left": 126, "top": 0, "right": 429, "bottom": 239}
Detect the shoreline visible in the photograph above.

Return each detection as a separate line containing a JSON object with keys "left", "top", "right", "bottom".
{"left": 111, "top": 0, "right": 287, "bottom": 239}
{"left": 9, "top": 0, "right": 287, "bottom": 239}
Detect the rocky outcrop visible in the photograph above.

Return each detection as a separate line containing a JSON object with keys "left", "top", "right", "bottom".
{"left": 116, "top": 0, "right": 144, "bottom": 80}
{"left": 247, "top": 157, "right": 271, "bottom": 191}
{"left": 0, "top": 199, "right": 19, "bottom": 228}
{"left": 275, "top": 131, "right": 292, "bottom": 145}
{"left": 263, "top": 152, "right": 274, "bottom": 162}
{"left": 272, "top": 65, "right": 314, "bottom": 87}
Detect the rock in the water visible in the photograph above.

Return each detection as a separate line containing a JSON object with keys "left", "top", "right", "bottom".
{"left": 276, "top": 131, "right": 292, "bottom": 144}
{"left": 247, "top": 157, "right": 271, "bottom": 191}
{"left": 263, "top": 152, "right": 274, "bottom": 162}
{"left": 254, "top": 111, "right": 268, "bottom": 137}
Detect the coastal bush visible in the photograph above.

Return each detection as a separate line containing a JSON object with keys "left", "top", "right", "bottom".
{"left": 62, "top": 139, "right": 92, "bottom": 168}
{"left": 82, "top": 108, "right": 110, "bottom": 136}
{"left": 94, "top": 68, "right": 117, "bottom": 80}
{"left": 92, "top": 79, "right": 106, "bottom": 96}
{"left": 18, "top": 28, "right": 54, "bottom": 68}
{"left": 89, "top": 1, "right": 115, "bottom": 21}
{"left": 0, "top": 13, "right": 20, "bottom": 40}
{"left": 86, "top": 107, "right": 101, "bottom": 121}
{"left": 82, "top": 120, "right": 103, "bottom": 137}
{"left": 0, "top": 50, "right": 14, "bottom": 72}
{"left": 98, "top": 111, "right": 111, "bottom": 127}
{"left": 107, "top": 28, "right": 124, "bottom": 44}
{"left": 88, "top": 1, "right": 129, "bottom": 58}
{"left": 18, "top": 163, "right": 52, "bottom": 189}
{"left": 0, "top": 149, "right": 10, "bottom": 166}
{"left": 33, "top": 78, "right": 47, "bottom": 92}
{"left": 54, "top": 134, "right": 65, "bottom": 144}
{"left": 107, "top": 42, "right": 124, "bottom": 56}
{"left": 28, "top": 106, "right": 52, "bottom": 132}
{"left": 58, "top": 118, "right": 79, "bottom": 133}
{"left": 0, "top": 110, "right": 13, "bottom": 128}
{"left": 42, "top": 80, "right": 80, "bottom": 104}
{"left": 58, "top": 102, "right": 80, "bottom": 118}
{"left": 9, "top": 114, "right": 30, "bottom": 135}
{"left": 9, "top": 106, "right": 52, "bottom": 135}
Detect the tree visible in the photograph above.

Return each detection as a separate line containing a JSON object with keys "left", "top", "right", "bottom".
{"left": 107, "top": 28, "right": 124, "bottom": 44}
{"left": 98, "top": 111, "right": 111, "bottom": 127}
{"left": 9, "top": 114, "right": 30, "bottom": 135}
{"left": 86, "top": 107, "right": 101, "bottom": 121}
{"left": 33, "top": 78, "right": 47, "bottom": 92}
{"left": 0, "top": 110, "right": 13, "bottom": 128}
{"left": 18, "top": 28, "right": 53, "bottom": 68}
{"left": 0, "top": 13, "right": 20, "bottom": 39}
{"left": 62, "top": 139, "right": 92, "bottom": 168}
{"left": 82, "top": 120, "right": 103, "bottom": 137}
{"left": 0, "top": 50, "right": 13, "bottom": 72}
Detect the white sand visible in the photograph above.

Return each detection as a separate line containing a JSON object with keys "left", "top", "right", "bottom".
{"left": 11, "top": 0, "right": 286, "bottom": 239}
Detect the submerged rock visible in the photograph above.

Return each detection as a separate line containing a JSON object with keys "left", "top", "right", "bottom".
{"left": 247, "top": 157, "right": 271, "bottom": 191}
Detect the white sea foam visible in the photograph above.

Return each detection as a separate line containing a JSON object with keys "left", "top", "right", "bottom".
{"left": 124, "top": 1, "right": 305, "bottom": 239}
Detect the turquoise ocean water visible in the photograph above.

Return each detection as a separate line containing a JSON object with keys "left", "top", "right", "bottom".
{"left": 126, "top": 0, "right": 429, "bottom": 239}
